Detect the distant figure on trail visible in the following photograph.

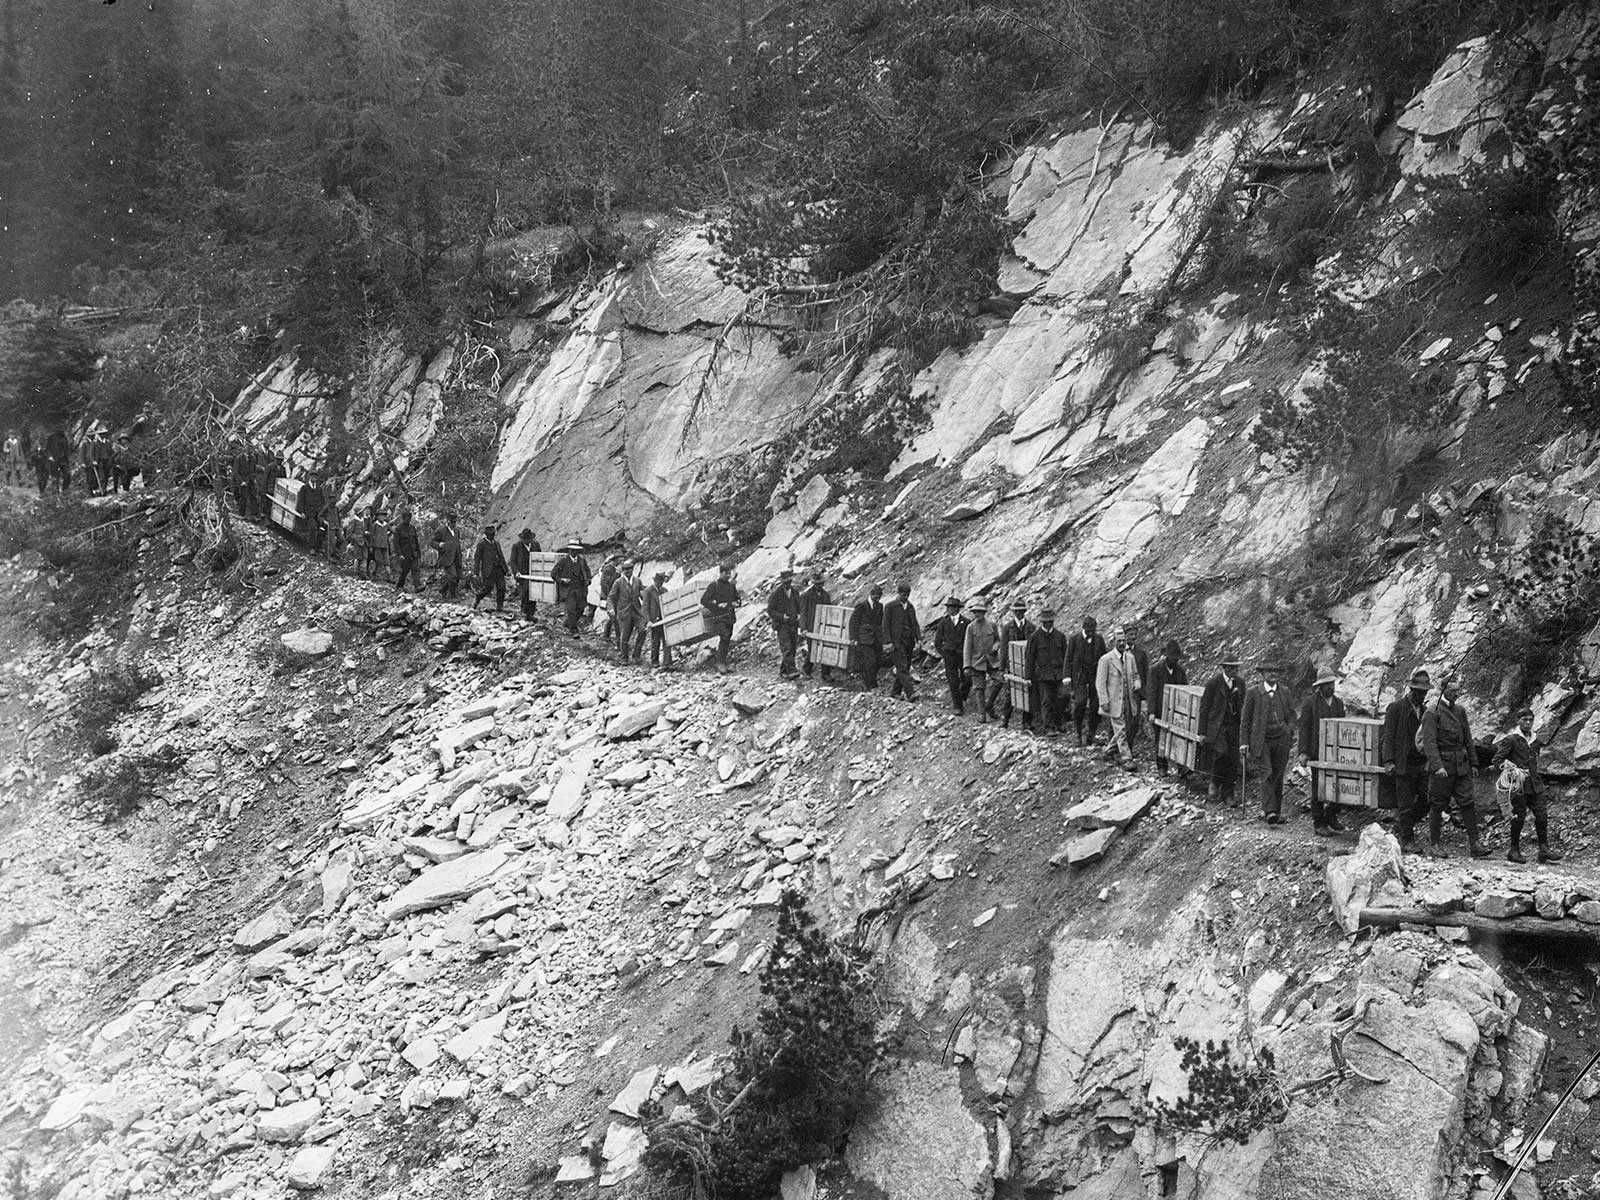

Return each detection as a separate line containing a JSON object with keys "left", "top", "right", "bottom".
{"left": 392, "top": 508, "right": 422, "bottom": 593}
{"left": 472, "top": 524, "right": 507, "bottom": 611}
{"left": 509, "top": 528, "right": 541, "bottom": 620}
{"left": 2, "top": 432, "right": 23, "bottom": 487}
{"left": 700, "top": 560, "right": 741, "bottom": 675}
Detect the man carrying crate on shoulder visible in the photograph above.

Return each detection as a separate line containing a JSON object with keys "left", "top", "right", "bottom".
{"left": 1298, "top": 671, "right": 1349, "bottom": 837}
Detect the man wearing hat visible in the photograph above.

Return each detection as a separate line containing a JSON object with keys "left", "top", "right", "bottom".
{"left": 509, "top": 528, "right": 542, "bottom": 620}
{"left": 1146, "top": 640, "right": 1188, "bottom": 775}
{"left": 1066, "top": 615, "right": 1109, "bottom": 745}
{"left": 1240, "top": 657, "right": 1295, "bottom": 823}
{"left": 1419, "top": 674, "right": 1489, "bottom": 857}
{"left": 932, "top": 596, "right": 972, "bottom": 714}
{"left": 1297, "top": 670, "right": 1348, "bottom": 835}
{"left": 1380, "top": 666, "right": 1432, "bottom": 846}
{"left": 767, "top": 568, "right": 804, "bottom": 679}
{"left": 799, "top": 570, "right": 832, "bottom": 681}
{"left": 434, "top": 513, "right": 464, "bottom": 598}
{"left": 849, "top": 583, "right": 887, "bottom": 690}
{"left": 1096, "top": 626, "right": 1143, "bottom": 766}
{"left": 552, "top": 541, "right": 589, "bottom": 633}
{"left": 644, "top": 570, "right": 673, "bottom": 669}
{"left": 883, "top": 582, "right": 922, "bottom": 701}
{"left": 963, "top": 599, "right": 1001, "bottom": 722}
{"left": 472, "top": 524, "right": 509, "bottom": 612}
{"left": 599, "top": 554, "right": 623, "bottom": 648}
{"left": 1492, "top": 708, "right": 1563, "bottom": 863}
{"left": 700, "top": 560, "right": 741, "bottom": 674}
{"left": 997, "top": 600, "right": 1036, "bottom": 730}
{"left": 1024, "top": 608, "right": 1069, "bottom": 734}
{"left": 611, "top": 558, "right": 646, "bottom": 663}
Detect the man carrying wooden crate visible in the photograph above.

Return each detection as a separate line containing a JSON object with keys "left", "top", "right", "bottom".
{"left": 1298, "top": 671, "right": 1349, "bottom": 836}
{"left": 1146, "top": 640, "right": 1187, "bottom": 775}
{"left": 849, "top": 584, "right": 886, "bottom": 691}
{"left": 644, "top": 571, "right": 673, "bottom": 670}
{"left": 799, "top": 570, "right": 832, "bottom": 681}
{"left": 553, "top": 542, "right": 588, "bottom": 634}
{"left": 1025, "top": 609, "right": 1069, "bottom": 734}
{"left": 701, "top": 561, "right": 741, "bottom": 674}
{"left": 997, "top": 600, "right": 1035, "bottom": 730}
{"left": 509, "top": 528, "right": 541, "bottom": 620}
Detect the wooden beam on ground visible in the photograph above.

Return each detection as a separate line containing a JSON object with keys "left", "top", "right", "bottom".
{"left": 1359, "top": 906, "right": 1600, "bottom": 948}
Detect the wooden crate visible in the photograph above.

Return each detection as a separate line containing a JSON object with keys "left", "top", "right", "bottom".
{"left": 269, "top": 477, "right": 307, "bottom": 536}
{"left": 803, "top": 603, "right": 858, "bottom": 671}
{"left": 515, "top": 551, "right": 561, "bottom": 605}
{"left": 1313, "top": 716, "right": 1385, "bottom": 809}
{"left": 652, "top": 582, "right": 713, "bottom": 648}
{"left": 1004, "top": 641, "right": 1033, "bottom": 714}
{"left": 1154, "top": 684, "right": 1204, "bottom": 770}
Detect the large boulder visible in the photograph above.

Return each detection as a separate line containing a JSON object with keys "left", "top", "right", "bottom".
{"left": 1325, "top": 825, "right": 1408, "bottom": 934}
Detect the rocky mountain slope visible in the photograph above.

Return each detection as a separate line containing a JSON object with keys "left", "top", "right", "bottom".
{"left": 4, "top": 10, "right": 1600, "bottom": 1200}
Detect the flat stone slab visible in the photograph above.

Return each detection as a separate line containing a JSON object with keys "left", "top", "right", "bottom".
{"left": 281, "top": 628, "right": 333, "bottom": 657}
{"left": 607, "top": 701, "right": 667, "bottom": 741}
{"left": 609, "top": 1065, "right": 660, "bottom": 1118}
{"left": 257, "top": 1098, "right": 323, "bottom": 1144}
{"left": 1063, "top": 786, "right": 1157, "bottom": 831}
{"left": 383, "top": 848, "right": 510, "bottom": 921}
{"left": 1050, "top": 828, "right": 1117, "bottom": 867}
{"left": 287, "top": 1144, "right": 336, "bottom": 1190}
{"left": 233, "top": 904, "right": 294, "bottom": 953}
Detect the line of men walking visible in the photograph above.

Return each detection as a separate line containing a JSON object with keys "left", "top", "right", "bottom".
{"left": 4, "top": 427, "right": 142, "bottom": 496}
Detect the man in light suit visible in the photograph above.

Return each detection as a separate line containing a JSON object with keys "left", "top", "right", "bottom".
{"left": 1096, "top": 626, "right": 1143, "bottom": 768}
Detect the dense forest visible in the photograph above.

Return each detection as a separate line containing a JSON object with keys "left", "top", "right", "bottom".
{"left": 0, "top": 0, "right": 1580, "bottom": 441}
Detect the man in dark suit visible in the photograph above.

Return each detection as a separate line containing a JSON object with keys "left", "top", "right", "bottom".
{"left": 849, "top": 583, "right": 886, "bottom": 691}
{"left": 1297, "top": 671, "right": 1348, "bottom": 836}
{"left": 931, "top": 597, "right": 970, "bottom": 714}
{"left": 799, "top": 570, "right": 832, "bottom": 680}
{"left": 1146, "top": 640, "right": 1188, "bottom": 775}
{"left": 1066, "top": 616, "right": 1108, "bottom": 745}
{"left": 1419, "top": 673, "right": 1489, "bottom": 858}
{"left": 1199, "top": 655, "right": 1245, "bottom": 803}
{"left": 1380, "top": 666, "right": 1431, "bottom": 847}
{"left": 1241, "top": 659, "right": 1295, "bottom": 824}
{"left": 1026, "top": 609, "right": 1069, "bottom": 734}
{"left": 883, "top": 582, "right": 921, "bottom": 701}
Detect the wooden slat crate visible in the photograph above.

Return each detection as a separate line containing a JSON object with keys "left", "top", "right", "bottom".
{"left": 803, "top": 603, "right": 857, "bottom": 671}
{"left": 269, "top": 477, "right": 307, "bottom": 536}
{"left": 1154, "top": 684, "right": 1204, "bottom": 770}
{"left": 1313, "top": 716, "right": 1385, "bottom": 808}
{"left": 652, "top": 582, "right": 712, "bottom": 648}
{"left": 1004, "top": 640, "right": 1033, "bottom": 714}
{"left": 515, "top": 551, "right": 561, "bottom": 605}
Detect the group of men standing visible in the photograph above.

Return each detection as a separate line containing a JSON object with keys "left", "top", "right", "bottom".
{"left": 4, "top": 427, "right": 140, "bottom": 496}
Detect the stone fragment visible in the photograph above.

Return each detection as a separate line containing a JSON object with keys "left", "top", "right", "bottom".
{"left": 257, "top": 1099, "right": 323, "bottom": 1144}
{"left": 1474, "top": 893, "right": 1533, "bottom": 920}
{"left": 731, "top": 688, "right": 769, "bottom": 716}
{"left": 320, "top": 859, "right": 353, "bottom": 914}
{"left": 600, "top": 1122, "right": 647, "bottom": 1185}
{"left": 610, "top": 1066, "right": 660, "bottom": 1118}
{"left": 555, "top": 1156, "right": 597, "bottom": 1183}
{"left": 705, "top": 941, "right": 740, "bottom": 966}
{"left": 281, "top": 629, "right": 333, "bottom": 657}
{"left": 607, "top": 701, "right": 667, "bottom": 741}
{"left": 1573, "top": 900, "right": 1600, "bottom": 925}
{"left": 435, "top": 715, "right": 497, "bottom": 765}
{"left": 547, "top": 754, "right": 594, "bottom": 822}
{"left": 1533, "top": 887, "right": 1567, "bottom": 920}
{"left": 1063, "top": 786, "right": 1156, "bottom": 831}
{"left": 287, "top": 1145, "right": 336, "bottom": 1190}
{"left": 401, "top": 836, "right": 469, "bottom": 864}
{"left": 382, "top": 848, "right": 510, "bottom": 921}
{"left": 1325, "top": 824, "right": 1408, "bottom": 934}
{"left": 444, "top": 1011, "right": 508, "bottom": 1063}
{"left": 403, "top": 1037, "right": 441, "bottom": 1071}
{"left": 233, "top": 904, "right": 294, "bottom": 952}
{"left": 1416, "top": 882, "right": 1466, "bottom": 915}
{"left": 1049, "top": 827, "right": 1117, "bottom": 867}
{"left": 605, "top": 760, "right": 651, "bottom": 786}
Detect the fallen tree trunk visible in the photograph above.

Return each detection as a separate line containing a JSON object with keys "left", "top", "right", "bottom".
{"left": 1359, "top": 906, "right": 1600, "bottom": 947}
